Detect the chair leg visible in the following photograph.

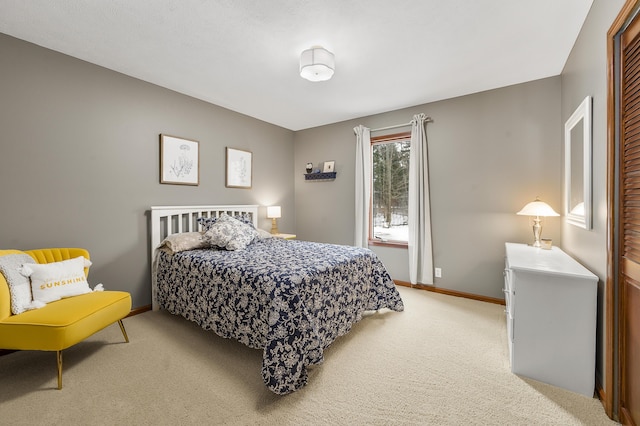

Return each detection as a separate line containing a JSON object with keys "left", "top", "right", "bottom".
{"left": 53, "top": 321, "right": 128, "bottom": 390}
{"left": 118, "top": 319, "right": 129, "bottom": 343}
{"left": 56, "top": 351, "right": 63, "bottom": 390}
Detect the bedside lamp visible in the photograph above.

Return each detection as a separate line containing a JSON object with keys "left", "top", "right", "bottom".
{"left": 516, "top": 197, "right": 559, "bottom": 248}
{"left": 267, "top": 206, "right": 281, "bottom": 235}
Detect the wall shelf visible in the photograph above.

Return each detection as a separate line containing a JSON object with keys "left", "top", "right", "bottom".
{"left": 304, "top": 172, "right": 336, "bottom": 181}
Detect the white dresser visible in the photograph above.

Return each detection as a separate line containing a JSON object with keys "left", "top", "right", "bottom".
{"left": 504, "top": 242, "right": 598, "bottom": 396}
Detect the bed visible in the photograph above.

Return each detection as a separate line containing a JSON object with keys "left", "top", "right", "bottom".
{"left": 150, "top": 205, "right": 404, "bottom": 394}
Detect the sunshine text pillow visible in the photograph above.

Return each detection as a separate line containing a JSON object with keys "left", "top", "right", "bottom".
{"left": 19, "top": 256, "right": 92, "bottom": 304}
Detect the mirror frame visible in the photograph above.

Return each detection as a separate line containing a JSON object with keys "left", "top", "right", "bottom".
{"left": 564, "top": 96, "right": 592, "bottom": 229}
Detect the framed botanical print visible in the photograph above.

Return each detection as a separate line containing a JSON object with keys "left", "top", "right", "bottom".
{"left": 225, "top": 147, "right": 252, "bottom": 188}
{"left": 160, "top": 134, "right": 199, "bottom": 185}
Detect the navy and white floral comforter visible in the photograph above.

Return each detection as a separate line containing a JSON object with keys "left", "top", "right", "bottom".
{"left": 155, "top": 237, "right": 404, "bottom": 394}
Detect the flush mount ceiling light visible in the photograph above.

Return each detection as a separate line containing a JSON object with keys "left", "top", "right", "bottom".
{"left": 299, "top": 46, "right": 335, "bottom": 82}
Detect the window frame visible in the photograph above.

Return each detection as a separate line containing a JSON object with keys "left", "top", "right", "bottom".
{"left": 368, "top": 131, "right": 411, "bottom": 248}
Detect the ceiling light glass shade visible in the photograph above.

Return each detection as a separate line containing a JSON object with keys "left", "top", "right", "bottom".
{"left": 516, "top": 198, "right": 560, "bottom": 217}
{"left": 300, "top": 46, "right": 335, "bottom": 82}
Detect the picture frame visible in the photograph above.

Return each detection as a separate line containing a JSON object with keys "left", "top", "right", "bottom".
{"left": 564, "top": 96, "right": 592, "bottom": 230}
{"left": 160, "top": 134, "right": 199, "bottom": 185}
{"left": 323, "top": 161, "right": 335, "bottom": 173}
{"left": 226, "top": 147, "right": 252, "bottom": 188}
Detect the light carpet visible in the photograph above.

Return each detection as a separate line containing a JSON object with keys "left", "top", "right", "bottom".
{"left": 0, "top": 286, "right": 617, "bottom": 425}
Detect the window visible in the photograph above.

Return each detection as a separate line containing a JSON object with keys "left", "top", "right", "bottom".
{"left": 370, "top": 132, "right": 410, "bottom": 246}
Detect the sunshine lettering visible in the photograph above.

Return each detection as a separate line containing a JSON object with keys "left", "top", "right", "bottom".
{"left": 40, "top": 275, "right": 85, "bottom": 290}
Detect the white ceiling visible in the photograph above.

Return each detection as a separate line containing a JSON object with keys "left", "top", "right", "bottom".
{"left": 0, "top": 1, "right": 593, "bottom": 131}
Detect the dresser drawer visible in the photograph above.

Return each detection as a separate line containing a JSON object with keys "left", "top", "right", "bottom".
{"left": 503, "top": 266, "right": 515, "bottom": 358}
{"left": 506, "top": 310, "right": 514, "bottom": 363}
{"left": 502, "top": 275, "right": 510, "bottom": 302}
{"left": 504, "top": 257, "right": 514, "bottom": 292}
{"left": 503, "top": 268, "right": 514, "bottom": 316}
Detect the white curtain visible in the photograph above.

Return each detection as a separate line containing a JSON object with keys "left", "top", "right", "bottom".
{"left": 354, "top": 125, "right": 371, "bottom": 248}
{"left": 408, "top": 113, "right": 433, "bottom": 285}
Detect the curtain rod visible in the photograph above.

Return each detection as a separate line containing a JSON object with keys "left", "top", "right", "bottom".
{"left": 369, "top": 116, "right": 432, "bottom": 133}
{"left": 370, "top": 122, "right": 412, "bottom": 132}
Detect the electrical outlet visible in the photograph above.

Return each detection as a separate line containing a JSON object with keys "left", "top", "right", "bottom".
{"left": 435, "top": 267, "right": 442, "bottom": 278}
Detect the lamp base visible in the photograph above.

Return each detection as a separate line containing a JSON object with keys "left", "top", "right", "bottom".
{"left": 531, "top": 216, "right": 542, "bottom": 248}
{"left": 270, "top": 218, "right": 279, "bottom": 235}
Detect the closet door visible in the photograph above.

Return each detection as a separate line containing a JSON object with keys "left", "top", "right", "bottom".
{"left": 619, "top": 10, "right": 640, "bottom": 425}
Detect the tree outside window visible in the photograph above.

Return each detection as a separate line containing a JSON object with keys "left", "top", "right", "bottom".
{"left": 371, "top": 132, "right": 410, "bottom": 245}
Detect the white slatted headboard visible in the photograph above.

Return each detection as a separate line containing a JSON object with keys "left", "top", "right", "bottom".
{"left": 149, "top": 205, "right": 259, "bottom": 309}
{"left": 150, "top": 205, "right": 259, "bottom": 251}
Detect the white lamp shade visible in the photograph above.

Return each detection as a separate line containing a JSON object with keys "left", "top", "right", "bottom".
{"left": 516, "top": 198, "right": 560, "bottom": 217}
{"left": 267, "top": 206, "right": 282, "bottom": 219}
{"left": 300, "top": 46, "right": 335, "bottom": 82}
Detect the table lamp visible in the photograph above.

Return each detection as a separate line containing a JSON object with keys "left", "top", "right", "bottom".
{"left": 516, "top": 197, "right": 559, "bottom": 247}
{"left": 267, "top": 206, "right": 281, "bottom": 234}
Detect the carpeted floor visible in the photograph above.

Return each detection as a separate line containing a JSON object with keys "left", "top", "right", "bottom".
{"left": 0, "top": 286, "right": 618, "bottom": 425}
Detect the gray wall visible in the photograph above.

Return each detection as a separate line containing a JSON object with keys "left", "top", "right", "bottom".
{"left": 560, "top": 0, "right": 625, "bottom": 397}
{"left": 294, "top": 77, "right": 562, "bottom": 299}
{"left": 0, "top": 34, "right": 295, "bottom": 308}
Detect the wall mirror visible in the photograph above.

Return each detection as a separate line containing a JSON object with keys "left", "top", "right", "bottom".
{"left": 564, "top": 96, "right": 592, "bottom": 229}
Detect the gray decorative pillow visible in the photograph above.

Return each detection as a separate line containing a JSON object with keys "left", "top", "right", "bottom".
{"left": 158, "top": 232, "right": 209, "bottom": 253}
{"left": 255, "top": 228, "right": 274, "bottom": 239}
{"left": 202, "top": 213, "right": 259, "bottom": 251}
{"left": 198, "top": 213, "right": 254, "bottom": 231}
{"left": 197, "top": 217, "right": 217, "bottom": 231}
{"left": 0, "top": 253, "right": 41, "bottom": 314}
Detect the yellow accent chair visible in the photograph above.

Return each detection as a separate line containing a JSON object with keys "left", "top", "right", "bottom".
{"left": 0, "top": 248, "right": 131, "bottom": 389}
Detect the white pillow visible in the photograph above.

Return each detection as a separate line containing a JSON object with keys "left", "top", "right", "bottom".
{"left": 19, "top": 256, "right": 92, "bottom": 304}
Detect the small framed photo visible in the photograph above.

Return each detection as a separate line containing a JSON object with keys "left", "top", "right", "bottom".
{"left": 160, "top": 134, "right": 199, "bottom": 185}
{"left": 226, "top": 147, "right": 252, "bottom": 188}
{"left": 323, "top": 161, "right": 335, "bottom": 173}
